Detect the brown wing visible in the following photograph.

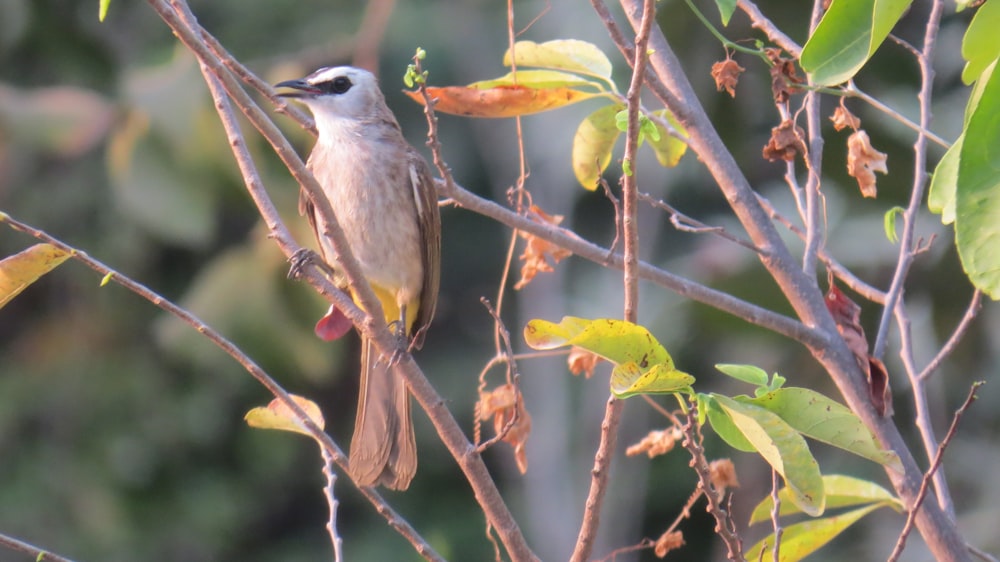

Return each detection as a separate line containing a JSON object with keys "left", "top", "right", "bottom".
{"left": 408, "top": 151, "right": 441, "bottom": 349}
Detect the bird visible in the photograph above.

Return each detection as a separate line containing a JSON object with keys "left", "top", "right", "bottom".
{"left": 276, "top": 66, "right": 440, "bottom": 490}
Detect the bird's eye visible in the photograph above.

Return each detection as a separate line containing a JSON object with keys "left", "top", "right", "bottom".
{"left": 329, "top": 76, "right": 352, "bottom": 94}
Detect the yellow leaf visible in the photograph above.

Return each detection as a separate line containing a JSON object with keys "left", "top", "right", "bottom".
{"left": 405, "top": 85, "right": 599, "bottom": 118}
{"left": 573, "top": 104, "right": 623, "bottom": 189}
{"left": 648, "top": 109, "right": 688, "bottom": 167}
{"left": 469, "top": 70, "right": 605, "bottom": 91}
{"left": 0, "top": 244, "right": 72, "bottom": 309}
{"left": 504, "top": 39, "right": 614, "bottom": 81}
{"left": 611, "top": 362, "right": 695, "bottom": 398}
{"left": 524, "top": 317, "right": 676, "bottom": 375}
{"left": 245, "top": 395, "right": 325, "bottom": 437}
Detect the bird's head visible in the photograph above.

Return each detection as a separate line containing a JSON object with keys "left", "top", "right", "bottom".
{"left": 276, "top": 66, "right": 385, "bottom": 123}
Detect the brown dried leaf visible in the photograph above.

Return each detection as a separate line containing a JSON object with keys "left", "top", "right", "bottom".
{"left": 825, "top": 282, "right": 893, "bottom": 416}
{"left": 626, "top": 427, "right": 682, "bottom": 458}
{"left": 762, "top": 119, "right": 806, "bottom": 162}
{"left": 708, "top": 458, "right": 740, "bottom": 493}
{"left": 830, "top": 104, "right": 861, "bottom": 131}
{"left": 765, "top": 48, "right": 803, "bottom": 103}
{"left": 654, "top": 530, "right": 685, "bottom": 558}
{"left": 515, "top": 205, "right": 573, "bottom": 290}
{"left": 847, "top": 130, "right": 887, "bottom": 198}
{"left": 868, "top": 357, "right": 893, "bottom": 417}
{"left": 568, "top": 346, "right": 601, "bottom": 378}
{"left": 824, "top": 282, "right": 867, "bottom": 370}
{"left": 711, "top": 58, "right": 745, "bottom": 98}
{"left": 478, "top": 384, "right": 532, "bottom": 473}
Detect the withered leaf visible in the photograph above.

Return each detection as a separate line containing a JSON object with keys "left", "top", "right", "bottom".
{"left": 515, "top": 205, "right": 573, "bottom": 290}
{"left": 654, "top": 530, "right": 685, "bottom": 558}
{"left": 478, "top": 384, "right": 532, "bottom": 473}
{"left": 825, "top": 281, "right": 893, "bottom": 417}
{"left": 711, "top": 58, "right": 745, "bottom": 98}
{"left": 830, "top": 104, "right": 861, "bottom": 132}
{"left": 868, "top": 357, "right": 893, "bottom": 417}
{"left": 765, "top": 48, "right": 803, "bottom": 103}
{"left": 847, "top": 130, "right": 887, "bottom": 198}
{"left": 762, "top": 119, "right": 806, "bottom": 162}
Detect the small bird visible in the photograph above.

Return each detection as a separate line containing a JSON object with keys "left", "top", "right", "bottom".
{"left": 276, "top": 66, "right": 440, "bottom": 490}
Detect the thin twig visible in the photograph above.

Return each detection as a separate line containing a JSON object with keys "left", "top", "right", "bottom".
{"left": 873, "top": 0, "right": 945, "bottom": 359}
{"left": 569, "top": 1, "right": 654, "bottom": 558}
{"left": 595, "top": 538, "right": 656, "bottom": 562}
{"left": 887, "top": 382, "right": 982, "bottom": 562}
{"left": 638, "top": 191, "right": 761, "bottom": 253}
{"left": 736, "top": 1, "right": 950, "bottom": 149}
{"left": 0, "top": 532, "right": 75, "bottom": 562}
{"left": 680, "top": 404, "right": 743, "bottom": 560}
{"left": 918, "top": 290, "right": 983, "bottom": 381}
{"left": 770, "top": 469, "right": 783, "bottom": 562}
{"left": 475, "top": 298, "right": 524, "bottom": 454}
{"left": 757, "top": 194, "right": 887, "bottom": 304}
{"left": 0, "top": 212, "right": 445, "bottom": 562}
{"left": 894, "top": 301, "right": 954, "bottom": 515}
{"left": 800, "top": 0, "right": 827, "bottom": 279}
{"left": 321, "top": 448, "right": 344, "bottom": 562}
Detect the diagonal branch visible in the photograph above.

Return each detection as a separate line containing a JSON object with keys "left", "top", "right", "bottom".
{"left": 608, "top": 1, "right": 972, "bottom": 560}
{"left": 147, "top": 2, "right": 537, "bottom": 559}
{"left": 0, "top": 212, "right": 442, "bottom": 561}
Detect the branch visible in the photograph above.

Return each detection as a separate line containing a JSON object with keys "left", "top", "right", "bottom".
{"left": 0, "top": 212, "right": 443, "bottom": 561}
{"left": 680, "top": 404, "right": 743, "bottom": 560}
{"left": 887, "top": 382, "right": 982, "bottom": 562}
{"left": 146, "top": 3, "right": 536, "bottom": 559}
{"left": 918, "top": 290, "right": 983, "bottom": 381}
{"left": 609, "top": 2, "right": 972, "bottom": 559}
{"left": 570, "top": 1, "right": 655, "bottom": 559}
{"left": 0, "top": 532, "right": 75, "bottom": 562}
{"left": 872, "top": 0, "right": 945, "bottom": 359}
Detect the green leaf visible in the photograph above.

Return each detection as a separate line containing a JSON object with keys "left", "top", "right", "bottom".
{"left": 712, "top": 394, "right": 825, "bottom": 515}
{"left": 746, "top": 503, "right": 883, "bottom": 562}
{"left": 742, "top": 388, "right": 903, "bottom": 471}
{"left": 956, "top": 59, "right": 1000, "bottom": 299}
{"left": 801, "top": 0, "right": 912, "bottom": 86}
{"left": 99, "top": 0, "right": 110, "bottom": 21}
{"left": 704, "top": 395, "right": 756, "bottom": 452}
{"left": 469, "top": 70, "right": 605, "bottom": 91}
{"left": 928, "top": 137, "right": 960, "bottom": 225}
{"left": 715, "top": 363, "right": 769, "bottom": 387}
{"left": 573, "top": 104, "right": 623, "bottom": 189}
{"left": 883, "top": 206, "right": 905, "bottom": 243}
{"left": 504, "top": 39, "right": 613, "bottom": 81}
{"left": 961, "top": 0, "right": 1000, "bottom": 84}
{"left": 749, "top": 474, "right": 902, "bottom": 524}
{"left": 715, "top": 0, "right": 737, "bottom": 25}
{"left": 0, "top": 244, "right": 72, "bottom": 309}
{"left": 646, "top": 110, "right": 687, "bottom": 168}
{"left": 611, "top": 362, "right": 695, "bottom": 398}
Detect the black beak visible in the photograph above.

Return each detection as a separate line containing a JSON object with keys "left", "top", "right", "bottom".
{"left": 275, "top": 78, "right": 319, "bottom": 98}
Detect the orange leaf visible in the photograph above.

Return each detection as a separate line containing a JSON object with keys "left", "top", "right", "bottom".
{"left": 515, "top": 205, "right": 573, "bottom": 290}
{"left": 405, "top": 85, "right": 599, "bottom": 118}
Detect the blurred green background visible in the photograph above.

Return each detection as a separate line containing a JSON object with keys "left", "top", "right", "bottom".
{"left": 1, "top": 0, "right": 997, "bottom": 560}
